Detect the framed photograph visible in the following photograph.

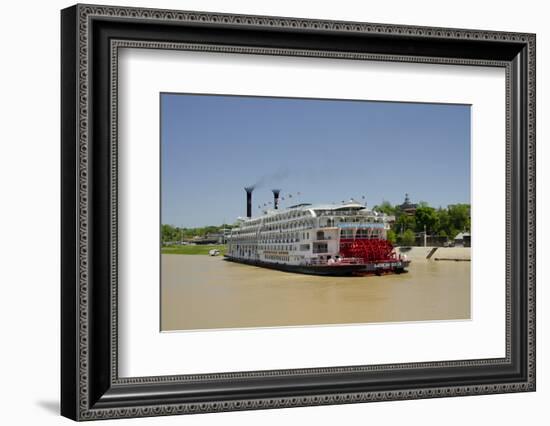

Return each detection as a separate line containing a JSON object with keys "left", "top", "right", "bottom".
{"left": 61, "top": 4, "right": 536, "bottom": 421}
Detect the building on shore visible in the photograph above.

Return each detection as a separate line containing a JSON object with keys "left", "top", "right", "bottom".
{"left": 454, "top": 232, "right": 471, "bottom": 247}
{"left": 399, "top": 193, "right": 417, "bottom": 215}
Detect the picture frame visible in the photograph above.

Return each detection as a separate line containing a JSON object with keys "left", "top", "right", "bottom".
{"left": 61, "top": 3, "right": 536, "bottom": 421}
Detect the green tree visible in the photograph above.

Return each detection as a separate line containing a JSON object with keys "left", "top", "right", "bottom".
{"left": 386, "top": 229, "right": 397, "bottom": 244}
{"left": 400, "top": 229, "right": 416, "bottom": 246}
{"left": 162, "top": 223, "right": 236, "bottom": 244}
{"left": 161, "top": 224, "right": 178, "bottom": 244}
{"left": 374, "top": 201, "right": 396, "bottom": 216}
{"left": 395, "top": 214, "right": 416, "bottom": 234}
{"left": 415, "top": 205, "right": 439, "bottom": 233}
{"left": 388, "top": 201, "right": 470, "bottom": 243}
{"left": 435, "top": 208, "right": 450, "bottom": 236}
{"left": 448, "top": 204, "right": 471, "bottom": 236}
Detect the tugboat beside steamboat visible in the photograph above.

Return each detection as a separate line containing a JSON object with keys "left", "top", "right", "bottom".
{"left": 225, "top": 188, "right": 410, "bottom": 276}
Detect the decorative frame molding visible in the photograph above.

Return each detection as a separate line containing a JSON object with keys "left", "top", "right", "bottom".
{"left": 61, "top": 4, "right": 535, "bottom": 421}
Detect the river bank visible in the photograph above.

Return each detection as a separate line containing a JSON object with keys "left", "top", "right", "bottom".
{"left": 395, "top": 246, "right": 471, "bottom": 261}
{"left": 161, "top": 244, "right": 227, "bottom": 255}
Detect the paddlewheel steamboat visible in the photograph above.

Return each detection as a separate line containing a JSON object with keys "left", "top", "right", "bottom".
{"left": 225, "top": 188, "right": 410, "bottom": 276}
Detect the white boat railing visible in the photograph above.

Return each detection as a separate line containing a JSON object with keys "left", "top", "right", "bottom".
{"left": 305, "top": 257, "right": 364, "bottom": 266}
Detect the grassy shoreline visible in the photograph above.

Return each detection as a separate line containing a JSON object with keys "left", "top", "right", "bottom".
{"left": 161, "top": 244, "right": 227, "bottom": 255}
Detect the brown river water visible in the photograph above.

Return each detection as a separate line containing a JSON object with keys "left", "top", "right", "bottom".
{"left": 161, "top": 254, "right": 470, "bottom": 331}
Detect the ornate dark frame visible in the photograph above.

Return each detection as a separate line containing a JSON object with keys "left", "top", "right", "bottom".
{"left": 61, "top": 3, "right": 536, "bottom": 421}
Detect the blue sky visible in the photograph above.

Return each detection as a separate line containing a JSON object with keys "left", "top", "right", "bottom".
{"left": 161, "top": 93, "right": 470, "bottom": 227}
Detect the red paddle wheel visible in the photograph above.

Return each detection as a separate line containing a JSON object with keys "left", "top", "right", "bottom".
{"left": 339, "top": 238, "right": 396, "bottom": 263}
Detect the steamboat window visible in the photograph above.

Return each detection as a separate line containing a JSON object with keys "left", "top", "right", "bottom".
{"left": 341, "top": 229, "right": 353, "bottom": 238}
{"left": 356, "top": 229, "right": 369, "bottom": 238}
{"left": 313, "top": 243, "right": 328, "bottom": 254}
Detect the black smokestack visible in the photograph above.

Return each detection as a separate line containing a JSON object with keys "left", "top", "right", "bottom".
{"left": 272, "top": 189, "right": 281, "bottom": 210}
{"left": 245, "top": 187, "right": 253, "bottom": 218}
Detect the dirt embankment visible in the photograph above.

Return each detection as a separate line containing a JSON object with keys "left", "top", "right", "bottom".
{"left": 395, "top": 246, "right": 471, "bottom": 261}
